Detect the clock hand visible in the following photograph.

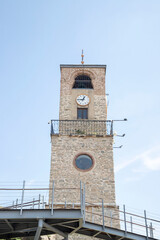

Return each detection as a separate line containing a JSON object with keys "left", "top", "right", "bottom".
{"left": 77, "top": 98, "right": 84, "bottom": 101}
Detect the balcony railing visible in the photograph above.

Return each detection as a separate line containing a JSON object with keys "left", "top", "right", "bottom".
{"left": 50, "top": 120, "right": 113, "bottom": 136}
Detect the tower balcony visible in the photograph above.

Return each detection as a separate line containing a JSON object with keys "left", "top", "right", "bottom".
{"left": 50, "top": 120, "right": 113, "bottom": 136}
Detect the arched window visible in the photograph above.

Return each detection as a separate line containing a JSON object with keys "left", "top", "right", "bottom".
{"left": 73, "top": 75, "right": 93, "bottom": 89}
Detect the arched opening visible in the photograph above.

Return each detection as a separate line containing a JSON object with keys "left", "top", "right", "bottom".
{"left": 73, "top": 75, "right": 93, "bottom": 89}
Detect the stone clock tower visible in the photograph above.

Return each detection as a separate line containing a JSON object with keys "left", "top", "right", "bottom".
{"left": 49, "top": 64, "right": 118, "bottom": 235}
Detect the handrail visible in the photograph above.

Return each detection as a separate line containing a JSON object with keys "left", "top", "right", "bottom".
{"left": 0, "top": 182, "right": 159, "bottom": 239}
{"left": 85, "top": 210, "right": 155, "bottom": 229}
{"left": 51, "top": 119, "right": 112, "bottom": 122}
{"left": 0, "top": 187, "right": 80, "bottom": 191}
{"left": 50, "top": 119, "right": 113, "bottom": 136}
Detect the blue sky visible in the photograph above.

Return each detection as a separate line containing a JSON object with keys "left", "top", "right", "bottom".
{"left": 0, "top": 0, "right": 160, "bottom": 217}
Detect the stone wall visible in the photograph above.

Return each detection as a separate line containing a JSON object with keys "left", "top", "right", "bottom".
{"left": 59, "top": 67, "right": 107, "bottom": 120}
{"left": 48, "top": 65, "right": 119, "bottom": 240}
{"left": 49, "top": 135, "right": 116, "bottom": 205}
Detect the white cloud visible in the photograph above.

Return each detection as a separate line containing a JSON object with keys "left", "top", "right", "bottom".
{"left": 115, "top": 145, "right": 160, "bottom": 173}
{"left": 141, "top": 147, "right": 160, "bottom": 171}
{"left": 115, "top": 156, "right": 139, "bottom": 173}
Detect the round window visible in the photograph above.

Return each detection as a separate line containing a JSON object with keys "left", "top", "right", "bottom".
{"left": 74, "top": 154, "right": 94, "bottom": 171}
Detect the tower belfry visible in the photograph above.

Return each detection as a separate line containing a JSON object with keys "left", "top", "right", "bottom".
{"left": 49, "top": 62, "right": 119, "bottom": 239}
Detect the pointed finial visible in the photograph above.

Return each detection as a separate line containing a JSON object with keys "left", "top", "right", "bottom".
{"left": 81, "top": 49, "right": 84, "bottom": 64}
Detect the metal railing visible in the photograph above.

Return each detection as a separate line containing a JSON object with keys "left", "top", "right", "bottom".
{"left": 0, "top": 181, "right": 160, "bottom": 239}
{"left": 50, "top": 120, "right": 113, "bottom": 136}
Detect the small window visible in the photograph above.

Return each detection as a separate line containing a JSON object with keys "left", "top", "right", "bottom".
{"left": 74, "top": 154, "right": 94, "bottom": 171}
{"left": 73, "top": 75, "right": 93, "bottom": 89}
{"left": 77, "top": 108, "right": 88, "bottom": 119}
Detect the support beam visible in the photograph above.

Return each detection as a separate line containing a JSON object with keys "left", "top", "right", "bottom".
{"left": 43, "top": 221, "right": 67, "bottom": 238}
{"left": 105, "top": 231, "right": 112, "bottom": 239}
{"left": 0, "top": 227, "right": 37, "bottom": 237}
{"left": 4, "top": 219, "right": 14, "bottom": 231}
{"left": 55, "top": 219, "right": 79, "bottom": 226}
{"left": 60, "top": 219, "right": 79, "bottom": 225}
{"left": 93, "top": 231, "right": 101, "bottom": 237}
{"left": 70, "top": 219, "right": 83, "bottom": 235}
{"left": 0, "top": 209, "right": 82, "bottom": 220}
{"left": 34, "top": 219, "right": 43, "bottom": 240}
{"left": 58, "top": 224, "right": 75, "bottom": 230}
{"left": 16, "top": 227, "right": 37, "bottom": 233}
{"left": 93, "top": 231, "right": 112, "bottom": 239}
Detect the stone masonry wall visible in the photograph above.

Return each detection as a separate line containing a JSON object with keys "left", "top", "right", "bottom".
{"left": 48, "top": 66, "right": 119, "bottom": 240}
{"left": 49, "top": 135, "right": 116, "bottom": 204}
{"left": 59, "top": 67, "right": 107, "bottom": 120}
{"left": 49, "top": 135, "right": 120, "bottom": 236}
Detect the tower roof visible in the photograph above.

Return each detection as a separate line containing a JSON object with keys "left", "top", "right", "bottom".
{"left": 60, "top": 64, "right": 106, "bottom": 69}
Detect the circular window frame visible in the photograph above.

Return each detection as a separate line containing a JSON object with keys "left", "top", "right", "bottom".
{"left": 73, "top": 153, "right": 95, "bottom": 172}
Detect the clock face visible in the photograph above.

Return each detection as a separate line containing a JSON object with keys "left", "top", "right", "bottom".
{"left": 76, "top": 95, "right": 90, "bottom": 106}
